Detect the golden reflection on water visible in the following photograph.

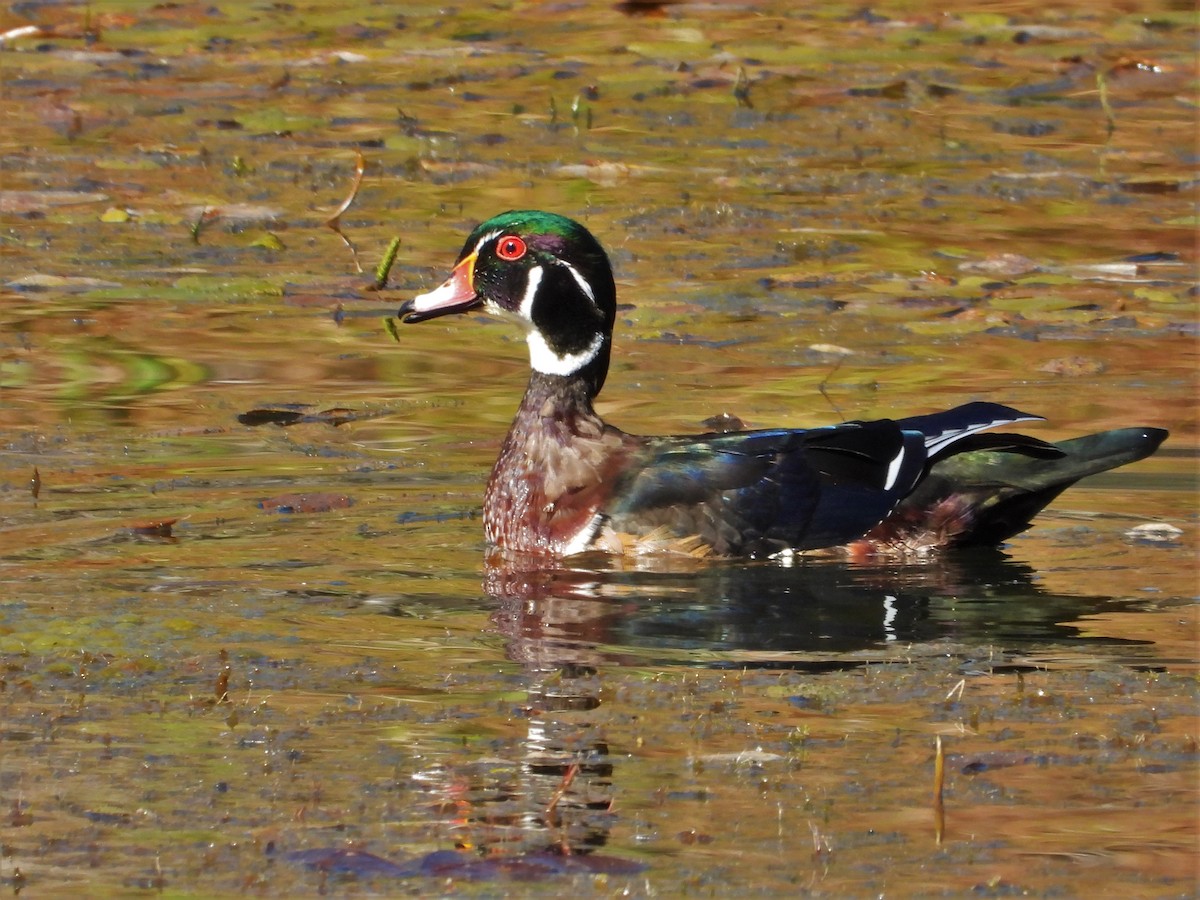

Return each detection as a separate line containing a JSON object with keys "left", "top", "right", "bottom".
{"left": 0, "top": 0, "right": 1196, "bottom": 894}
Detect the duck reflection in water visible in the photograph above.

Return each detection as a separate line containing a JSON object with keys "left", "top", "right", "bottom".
{"left": 485, "top": 548, "right": 1148, "bottom": 664}
{"left": 423, "top": 549, "right": 1152, "bottom": 861}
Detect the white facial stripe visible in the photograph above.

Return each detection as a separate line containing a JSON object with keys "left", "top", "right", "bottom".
{"left": 480, "top": 244, "right": 603, "bottom": 377}
{"left": 473, "top": 229, "right": 502, "bottom": 256}
{"left": 518, "top": 264, "right": 544, "bottom": 321}
{"left": 527, "top": 330, "right": 605, "bottom": 377}
{"left": 555, "top": 258, "right": 595, "bottom": 304}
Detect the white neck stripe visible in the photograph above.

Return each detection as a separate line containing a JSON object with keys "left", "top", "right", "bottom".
{"left": 527, "top": 330, "right": 605, "bottom": 376}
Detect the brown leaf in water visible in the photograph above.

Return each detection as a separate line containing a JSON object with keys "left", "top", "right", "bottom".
{"left": 1118, "top": 178, "right": 1182, "bottom": 195}
{"left": 238, "top": 409, "right": 306, "bottom": 427}
{"left": 848, "top": 80, "right": 908, "bottom": 99}
{"left": 958, "top": 254, "right": 1041, "bottom": 277}
{"left": 215, "top": 666, "right": 230, "bottom": 702}
{"left": 1038, "top": 356, "right": 1106, "bottom": 377}
{"left": 38, "top": 95, "right": 85, "bottom": 138}
{"left": 0, "top": 191, "right": 109, "bottom": 214}
{"left": 701, "top": 412, "right": 747, "bottom": 433}
{"left": 238, "top": 407, "right": 359, "bottom": 427}
{"left": 7, "top": 274, "right": 123, "bottom": 292}
{"left": 554, "top": 161, "right": 630, "bottom": 187}
{"left": 951, "top": 751, "right": 1039, "bottom": 774}
{"left": 129, "top": 518, "right": 177, "bottom": 538}
{"left": 9, "top": 802, "right": 33, "bottom": 828}
{"left": 259, "top": 494, "right": 354, "bottom": 514}
{"left": 185, "top": 203, "right": 282, "bottom": 224}
{"left": 615, "top": 0, "right": 682, "bottom": 15}
{"left": 419, "top": 159, "right": 499, "bottom": 177}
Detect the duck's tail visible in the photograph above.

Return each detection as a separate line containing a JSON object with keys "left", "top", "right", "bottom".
{"left": 861, "top": 426, "right": 1169, "bottom": 552}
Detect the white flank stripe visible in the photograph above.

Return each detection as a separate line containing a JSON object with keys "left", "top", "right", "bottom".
{"left": 883, "top": 446, "right": 906, "bottom": 491}
{"left": 561, "top": 514, "right": 603, "bottom": 556}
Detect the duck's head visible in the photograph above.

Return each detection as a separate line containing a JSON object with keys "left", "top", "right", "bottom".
{"left": 399, "top": 210, "right": 617, "bottom": 395}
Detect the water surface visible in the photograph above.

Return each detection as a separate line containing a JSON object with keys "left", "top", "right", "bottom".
{"left": 1, "top": 1, "right": 1196, "bottom": 895}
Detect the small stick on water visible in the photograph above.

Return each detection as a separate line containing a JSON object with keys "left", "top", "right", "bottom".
{"left": 818, "top": 357, "right": 846, "bottom": 422}
{"left": 325, "top": 149, "right": 366, "bottom": 273}
{"left": 189, "top": 206, "right": 219, "bottom": 244}
{"left": 945, "top": 678, "right": 965, "bottom": 702}
{"left": 1096, "top": 70, "right": 1115, "bottom": 137}
{"left": 733, "top": 66, "right": 752, "bottom": 108}
{"left": 544, "top": 761, "right": 580, "bottom": 823}
{"left": 373, "top": 235, "right": 402, "bottom": 290}
{"left": 215, "top": 665, "right": 231, "bottom": 703}
{"left": 933, "top": 735, "right": 945, "bottom": 845}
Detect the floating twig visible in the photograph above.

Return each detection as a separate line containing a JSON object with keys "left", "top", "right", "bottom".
{"left": 733, "top": 66, "right": 753, "bottom": 108}
{"left": 325, "top": 149, "right": 366, "bottom": 273}
{"left": 215, "top": 665, "right": 231, "bottom": 703}
{"left": 817, "top": 356, "right": 846, "bottom": 422}
{"left": 189, "top": 206, "right": 219, "bottom": 244}
{"left": 544, "top": 762, "right": 580, "bottom": 824}
{"left": 570, "top": 93, "right": 592, "bottom": 131}
{"left": 933, "top": 735, "right": 945, "bottom": 845}
{"left": 1096, "top": 70, "right": 1115, "bottom": 137}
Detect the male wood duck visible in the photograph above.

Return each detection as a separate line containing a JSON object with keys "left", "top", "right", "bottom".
{"left": 398, "top": 211, "right": 1168, "bottom": 560}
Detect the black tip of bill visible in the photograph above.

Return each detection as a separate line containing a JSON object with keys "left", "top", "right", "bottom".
{"left": 396, "top": 295, "right": 482, "bottom": 324}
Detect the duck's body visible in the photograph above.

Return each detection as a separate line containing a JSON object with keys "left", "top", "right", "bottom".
{"left": 399, "top": 211, "right": 1167, "bottom": 560}
{"left": 483, "top": 370, "right": 638, "bottom": 556}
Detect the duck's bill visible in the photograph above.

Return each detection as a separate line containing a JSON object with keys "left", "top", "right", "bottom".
{"left": 398, "top": 253, "right": 481, "bottom": 323}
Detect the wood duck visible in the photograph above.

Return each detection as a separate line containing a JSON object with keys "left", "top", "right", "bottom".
{"left": 398, "top": 211, "right": 1168, "bottom": 560}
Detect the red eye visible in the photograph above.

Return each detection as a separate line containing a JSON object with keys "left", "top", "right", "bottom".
{"left": 495, "top": 235, "right": 526, "bottom": 261}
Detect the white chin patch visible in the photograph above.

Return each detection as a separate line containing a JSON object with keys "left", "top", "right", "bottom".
{"left": 518, "top": 265, "right": 543, "bottom": 321}
{"left": 528, "top": 330, "right": 605, "bottom": 377}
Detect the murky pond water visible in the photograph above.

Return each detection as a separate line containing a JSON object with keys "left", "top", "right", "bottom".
{"left": 1, "top": 1, "right": 1196, "bottom": 895}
